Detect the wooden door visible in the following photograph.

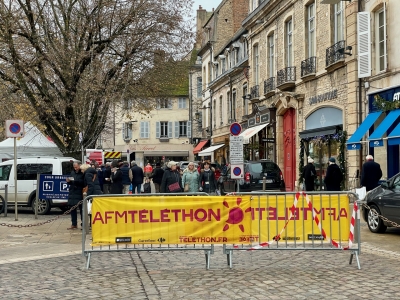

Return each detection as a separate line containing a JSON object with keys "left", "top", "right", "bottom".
{"left": 283, "top": 108, "right": 296, "bottom": 191}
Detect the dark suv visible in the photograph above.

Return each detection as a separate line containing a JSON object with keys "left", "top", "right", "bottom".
{"left": 218, "top": 160, "right": 285, "bottom": 194}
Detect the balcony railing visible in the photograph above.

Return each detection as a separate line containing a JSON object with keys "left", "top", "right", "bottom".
{"left": 301, "top": 57, "right": 316, "bottom": 77}
{"left": 250, "top": 85, "right": 259, "bottom": 99}
{"left": 326, "top": 40, "right": 345, "bottom": 67}
{"left": 277, "top": 67, "right": 296, "bottom": 87}
{"left": 264, "top": 77, "right": 275, "bottom": 95}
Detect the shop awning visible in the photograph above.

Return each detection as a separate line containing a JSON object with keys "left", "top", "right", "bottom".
{"left": 388, "top": 122, "right": 400, "bottom": 145}
{"left": 198, "top": 144, "right": 225, "bottom": 157}
{"left": 143, "top": 151, "right": 188, "bottom": 156}
{"left": 239, "top": 123, "right": 268, "bottom": 144}
{"left": 346, "top": 111, "right": 382, "bottom": 150}
{"left": 368, "top": 109, "right": 400, "bottom": 147}
{"left": 299, "top": 125, "right": 338, "bottom": 139}
{"left": 193, "top": 140, "right": 209, "bottom": 154}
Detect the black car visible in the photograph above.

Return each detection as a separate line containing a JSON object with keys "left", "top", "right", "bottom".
{"left": 362, "top": 173, "right": 400, "bottom": 233}
{"left": 218, "top": 160, "right": 285, "bottom": 194}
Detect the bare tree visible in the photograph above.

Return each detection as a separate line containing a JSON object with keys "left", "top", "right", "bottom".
{"left": 0, "top": 0, "right": 193, "bottom": 156}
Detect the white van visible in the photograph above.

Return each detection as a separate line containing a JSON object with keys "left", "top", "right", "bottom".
{"left": 0, "top": 157, "right": 75, "bottom": 214}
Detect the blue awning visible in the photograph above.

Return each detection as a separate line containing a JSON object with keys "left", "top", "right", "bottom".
{"left": 388, "top": 121, "right": 400, "bottom": 146}
{"left": 346, "top": 111, "right": 382, "bottom": 150}
{"left": 368, "top": 109, "right": 400, "bottom": 147}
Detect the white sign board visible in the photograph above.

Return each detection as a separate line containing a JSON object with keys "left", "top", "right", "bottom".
{"left": 5, "top": 120, "right": 24, "bottom": 138}
{"left": 230, "top": 164, "right": 244, "bottom": 179}
{"left": 230, "top": 135, "right": 244, "bottom": 164}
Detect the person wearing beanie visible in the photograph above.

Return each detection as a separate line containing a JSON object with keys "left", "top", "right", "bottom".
{"left": 361, "top": 155, "right": 382, "bottom": 191}
{"left": 302, "top": 156, "right": 316, "bottom": 191}
{"left": 324, "top": 157, "right": 343, "bottom": 191}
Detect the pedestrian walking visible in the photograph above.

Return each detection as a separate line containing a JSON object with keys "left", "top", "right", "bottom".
{"left": 361, "top": 154, "right": 383, "bottom": 191}
{"left": 182, "top": 162, "right": 199, "bottom": 193}
{"left": 324, "top": 157, "right": 343, "bottom": 191}
{"left": 149, "top": 162, "right": 164, "bottom": 193}
{"left": 103, "top": 162, "right": 112, "bottom": 194}
{"left": 129, "top": 161, "right": 144, "bottom": 194}
{"left": 160, "top": 161, "right": 183, "bottom": 193}
{"left": 120, "top": 161, "right": 131, "bottom": 194}
{"left": 302, "top": 157, "right": 316, "bottom": 192}
{"left": 199, "top": 161, "right": 217, "bottom": 195}
{"left": 66, "top": 161, "right": 84, "bottom": 230}
{"left": 144, "top": 163, "right": 153, "bottom": 178}
{"left": 110, "top": 161, "right": 123, "bottom": 194}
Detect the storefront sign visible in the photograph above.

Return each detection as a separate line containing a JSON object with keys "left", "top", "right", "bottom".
{"left": 394, "top": 92, "right": 400, "bottom": 101}
{"left": 248, "top": 113, "right": 269, "bottom": 127}
{"left": 262, "top": 138, "right": 275, "bottom": 143}
{"left": 309, "top": 90, "right": 337, "bottom": 105}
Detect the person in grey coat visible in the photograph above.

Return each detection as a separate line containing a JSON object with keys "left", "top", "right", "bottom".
{"left": 182, "top": 162, "right": 199, "bottom": 193}
{"left": 66, "top": 161, "right": 85, "bottom": 230}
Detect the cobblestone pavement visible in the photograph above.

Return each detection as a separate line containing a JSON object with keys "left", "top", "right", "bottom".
{"left": 1, "top": 211, "right": 400, "bottom": 299}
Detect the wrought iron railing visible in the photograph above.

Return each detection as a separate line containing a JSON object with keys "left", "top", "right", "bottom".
{"left": 326, "top": 40, "right": 345, "bottom": 67}
{"left": 301, "top": 57, "right": 316, "bottom": 77}
{"left": 264, "top": 77, "right": 275, "bottom": 94}
{"left": 250, "top": 85, "right": 259, "bottom": 99}
{"left": 277, "top": 67, "right": 296, "bottom": 86}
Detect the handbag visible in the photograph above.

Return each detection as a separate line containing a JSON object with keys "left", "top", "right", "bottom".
{"left": 184, "top": 183, "right": 189, "bottom": 192}
{"left": 168, "top": 181, "right": 181, "bottom": 192}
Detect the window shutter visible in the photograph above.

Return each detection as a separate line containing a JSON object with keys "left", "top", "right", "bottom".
{"left": 187, "top": 121, "right": 191, "bottom": 138}
{"left": 145, "top": 121, "right": 149, "bottom": 138}
{"left": 357, "top": 12, "right": 371, "bottom": 78}
{"left": 140, "top": 121, "right": 144, "bottom": 138}
{"left": 156, "top": 121, "right": 160, "bottom": 138}
{"left": 383, "top": 2, "right": 387, "bottom": 71}
{"left": 128, "top": 123, "right": 132, "bottom": 139}
{"left": 174, "top": 121, "right": 179, "bottom": 138}
{"left": 122, "top": 123, "right": 126, "bottom": 139}
{"left": 168, "top": 99, "right": 173, "bottom": 109}
{"left": 168, "top": 121, "right": 173, "bottom": 138}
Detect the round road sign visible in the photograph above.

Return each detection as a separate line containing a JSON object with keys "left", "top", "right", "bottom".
{"left": 9, "top": 123, "right": 21, "bottom": 134}
{"left": 230, "top": 122, "right": 242, "bottom": 136}
{"left": 233, "top": 167, "right": 242, "bottom": 176}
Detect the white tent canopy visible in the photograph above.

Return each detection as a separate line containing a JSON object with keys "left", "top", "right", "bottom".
{"left": 0, "top": 122, "right": 62, "bottom": 160}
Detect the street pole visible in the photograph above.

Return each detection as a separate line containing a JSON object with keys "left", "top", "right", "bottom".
{"left": 14, "top": 137, "right": 18, "bottom": 221}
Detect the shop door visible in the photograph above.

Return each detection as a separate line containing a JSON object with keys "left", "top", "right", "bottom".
{"left": 283, "top": 108, "right": 296, "bottom": 191}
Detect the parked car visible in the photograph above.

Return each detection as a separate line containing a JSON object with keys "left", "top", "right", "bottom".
{"left": 361, "top": 173, "right": 400, "bottom": 233}
{"left": 0, "top": 157, "right": 75, "bottom": 215}
{"left": 218, "top": 160, "right": 285, "bottom": 195}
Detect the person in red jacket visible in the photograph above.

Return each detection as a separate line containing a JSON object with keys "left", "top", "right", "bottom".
{"left": 144, "top": 163, "right": 153, "bottom": 178}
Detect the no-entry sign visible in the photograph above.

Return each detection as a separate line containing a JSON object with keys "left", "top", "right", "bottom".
{"left": 5, "top": 120, "right": 24, "bottom": 138}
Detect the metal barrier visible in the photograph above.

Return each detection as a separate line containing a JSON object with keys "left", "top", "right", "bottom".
{"left": 222, "top": 191, "right": 361, "bottom": 269}
{"left": 0, "top": 184, "right": 8, "bottom": 217}
{"left": 82, "top": 193, "right": 214, "bottom": 270}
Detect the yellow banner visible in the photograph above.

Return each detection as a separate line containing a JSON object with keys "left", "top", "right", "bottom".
{"left": 91, "top": 196, "right": 252, "bottom": 246}
{"left": 248, "top": 194, "right": 350, "bottom": 243}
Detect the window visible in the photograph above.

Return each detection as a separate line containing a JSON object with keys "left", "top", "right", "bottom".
{"left": 221, "top": 58, "right": 226, "bottom": 73}
{"left": 178, "top": 98, "right": 187, "bottom": 109}
{"left": 0, "top": 165, "right": 11, "bottom": 180}
{"left": 268, "top": 35, "right": 274, "bottom": 77}
{"left": 140, "top": 121, "right": 149, "bottom": 138}
{"left": 227, "top": 91, "right": 231, "bottom": 122}
{"left": 160, "top": 121, "right": 168, "bottom": 138}
{"left": 209, "top": 62, "right": 213, "bottom": 82}
{"left": 286, "top": 19, "right": 293, "bottom": 67}
{"left": 197, "top": 77, "right": 202, "bottom": 97}
{"left": 123, "top": 99, "right": 132, "bottom": 110}
{"left": 179, "top": 121, "right": 187, "bottom": 137}
{"left": 156, "top": 98, "right": 172, "bottom": 109}
{"left": 334, "top": 2, "right": 344, "bottom": 42}
{"left": 253, "top": 44, "right": 259, "bottom": 85}
{"left": 213, "top": 100, "right": 216, "bottom": 128}
{"left": 243, "top": 85, "right": 248, "bottom": 115}
{"left": 219, "top": 96, "right": 223, "bottom": 124}
{"left": 376, "top": 8, "right": 387, "bottom": 72}
{"left": 17, "top": 164, "right": 53, "bottom": 180}
{"left": 307, "top": 3, "right": 315, "bottom": 57}
{"left": 122, "top": 122, "right": 132, "bottom": 140}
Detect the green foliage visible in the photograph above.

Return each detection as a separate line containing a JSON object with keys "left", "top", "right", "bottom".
{"left": 373, "top": 94, "right": 400, "bottom": 111}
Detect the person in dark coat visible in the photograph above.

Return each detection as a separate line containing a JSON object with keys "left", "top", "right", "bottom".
{"left": 129, "top": 161, "right": 144, "bottom": 194}
{"left": 66, "top": 161, "right": 85, "bottom": 230}
{"left": 103, "top": 162, "right": 112, "bottom": 194}
{"left": 81, "top": 164, "right": 103, "bottom": 196}
{"left": 361, "top": 154, "right": 383, "bottom": 191}
{"left": 160, "top": 161, "right": 183, "bottom": 193}
{"left": 120, "top": 161, "right": 131, "bottom": 194}
{"left": 199, "top": 162, "right": 218, "bottom": 195}
{"left": 324, "top": 157, "right": 343, "bottom": 191}
{"left": 110, "top": 160, "right": 123, "bottom": 194}
{"left": 149, "top": 162, "right": 164, "bottom": 193}
{"left": 302, "top": 157, "right": 316, "bottom": 191}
